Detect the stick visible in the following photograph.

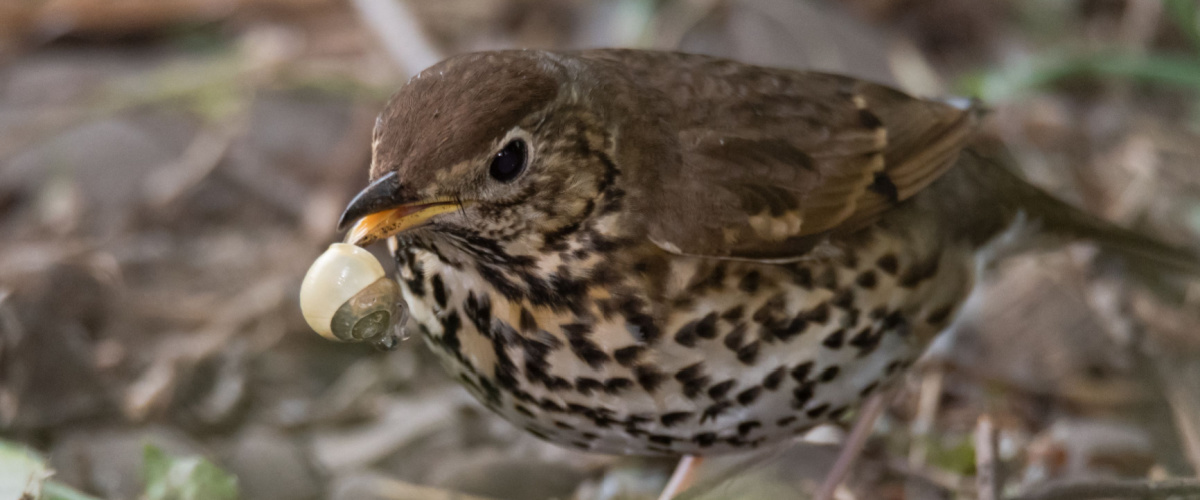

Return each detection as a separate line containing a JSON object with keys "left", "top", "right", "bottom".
{"left": 975, "top": 415, "right": 1002, "bottom": 500}
{"left": 1010, "top": 478, "right": 1200, "bottom": 500}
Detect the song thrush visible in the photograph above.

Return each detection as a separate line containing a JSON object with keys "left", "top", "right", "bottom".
{"left": 335, "top": 49, "right": 1193, "bottom": 456}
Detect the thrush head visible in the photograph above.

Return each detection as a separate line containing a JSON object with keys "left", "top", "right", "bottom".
{"left": 339, "top": 50, "right": 647, "bottom": 251}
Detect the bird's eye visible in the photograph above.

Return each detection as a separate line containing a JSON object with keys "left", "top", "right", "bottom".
{"left": 489, "top": 139, "right": 527, "bottom": 182}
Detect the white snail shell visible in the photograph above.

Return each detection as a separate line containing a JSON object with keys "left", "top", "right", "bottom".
{"left": 300, "top": 243, "right": 401, "bottom": 342}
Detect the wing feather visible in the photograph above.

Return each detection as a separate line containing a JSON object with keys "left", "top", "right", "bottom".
{"left": 588, "top": 50, "right": 980, "bottom": 260}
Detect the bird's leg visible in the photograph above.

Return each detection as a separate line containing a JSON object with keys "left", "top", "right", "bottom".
{"left": 657, "top": 454, "right": 704, "bottom": 500}
{"left": 813, "top": 393, "right": 888, "bottom": 500}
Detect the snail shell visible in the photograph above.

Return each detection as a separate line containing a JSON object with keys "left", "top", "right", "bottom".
{"left": 300, "top": 243, "right": 401, "bottom": 342}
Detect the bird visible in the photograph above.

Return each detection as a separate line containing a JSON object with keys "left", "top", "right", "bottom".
{"left": 334, "top": 49, "right": 1195, "bottom": 461}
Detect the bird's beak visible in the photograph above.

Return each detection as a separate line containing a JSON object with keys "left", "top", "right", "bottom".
{"left": 338, "top": 171, "right": 462, "bottom": 246}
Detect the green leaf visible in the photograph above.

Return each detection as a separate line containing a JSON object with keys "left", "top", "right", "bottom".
{"left": 924, "top": 436, "right": 977, "bottom": 476}
{"left": 142, "top": 444, "right": 239, "bottom": 500}
{"left": 960, "top": 52, "right": 1200, "bottom": 102}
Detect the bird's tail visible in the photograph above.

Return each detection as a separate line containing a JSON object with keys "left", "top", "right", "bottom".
{"left": 959, "top": 148, "right": 1200, "bottom": 276}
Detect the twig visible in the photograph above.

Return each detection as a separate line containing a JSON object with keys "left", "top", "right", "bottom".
{"left": 1010, "top": 478, "right": 1200, "bottom": 500}
{"left": 815, "top": 392, "right": 888, "bottom": 500}
{"left": 658, "top": 455, "right": 704, "bottom": 500}
{"left": 1156, "top": 358, "right": 1200, "bottom": 475}
{"left": 909, "top": 367, "right": 945, "bottom": 465}
{"left": 975, "top": 415, "right": 1002, "bottom": 500}
{"left": 361, "top": 475, "right": 500, "bottom": 500}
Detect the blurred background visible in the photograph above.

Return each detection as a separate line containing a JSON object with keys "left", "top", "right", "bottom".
{"left": 2, "top": 1, "right": 1200, "bottom": 499}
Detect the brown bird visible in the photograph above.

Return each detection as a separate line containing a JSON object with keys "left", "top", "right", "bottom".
{"left": 335, "top": 49, "right": 1194, "bottom": 462}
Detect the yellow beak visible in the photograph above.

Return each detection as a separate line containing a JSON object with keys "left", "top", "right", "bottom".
{"left": 338, "top": 171, "right": 462, "bottom": 245}
{"left": 344, "top": 202, "right": 461, "bottom": 245}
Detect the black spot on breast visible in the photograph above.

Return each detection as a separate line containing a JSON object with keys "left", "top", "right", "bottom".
{"left": 404, "top": 257, "right": 426, "bottom": 297}
{"left": 661, "top": 411, "right": 694, "bottom": 427}
{"left": 575, "top": 377, "right": 604, "bottom": 395}
{"left": 524, "top": 426, "right": 551, "bottom": 441}
{"left": 695, "top": 313, "right": 719, "bottom": 339}
{"left": 613, "top": 345, "right": 645, "bottom": 367}
{"left": 494, "top": 361, "right": 519, "bottom": 391}
{"left": 819, "top": 366, "right": 840, "bottom": 382}
{"left": 791, "top": 361, "right": 814, "bottom": 382}
{"left": 849, "top": 327, "right": 883, "bottom": 356}
{"left": 763, "top": 367, "right": 787, "bottom": 390}
{"left": 675, "top": 362, "right": 711, "bottom": 399}
{"left": 832, "top": 289, "right": 855, "bottom": 309}
{"left": 738, "top": 270, "right": 761, "bottom": 293}
{"left": 776, "top": 416, "right": 797, "bottom": 427}
{"left": 926, "top": 304, "right": 954, "bottom": 326}
{"left": 515, "top": 405, "right": 535, "bottom": 418}
{"left": 564, "top": 324, "right": 610, "bottom": 369}
{"left": 721, "top": 305, "right": 745, "bottom": 322}
{"left": 675, "top": 312, "right": 719, "bottom": 348}
{"left": 828, "top": 406, "right": 850, "bottom": 420}
{"left": 464, "top": 291, "right": 492, "bottom": 333}
{"left": 693, "top": 432, "right": 717, "bottom": 447}
{"left": 604, "top": 377, "right": 634, "bottom": 394}
{"left": 737, "top": 386, "right": 763, "bottom": 405}
{"left": 883, "top": 311, "right": 907, "bottom": 331}
{"left": 546, "top": 376, "right": 572, "bottom": 391}
{"left": 737, "top": 421, "right": 762, "bottom": 437}
{"left": 723, "top": 323, "right": 747, "bottom": 351}
{"left": 736, "top": 341, "right": 760, "bottom": 365}
{"left": 899, "top": 256, "right": 940, "bottom": 288}
{"left": 648, "top": 434, "right": 674, "bottom": 445}
{"left": 856, "top": 270, "right": 878, "bottom": 289}
{"left": 625, "top": 313, "right": 660, "bottom": 344}
{"left": 806, "top": 403, "right": 830, "bottom": 419}
{"left": 752, "top": 294, "right": 788, "bottom": 325}
{"left": 674, "top": 323, "right": 699, "bottom": 348}
{"left": 792, "top": 382, "right": 815, "bottom": 408}
{"left": 478, "top": 377, "right": 501, "bottom": 406}
{"left": 860, "top": 381, "right": 879, "bottom": 397}
{"left": 823, "top": 329, "right": 846, "bottom": 349}
{"left": 765, "top": 317, "right": 808, "bottom": 343}
{"left": 708, "top": 379, "right": 736, "bottom": 400}
{"left": 800, "top": 302, "right": 830, "bottom": 324}
{"left": 438, "top": 311, "right": 462, "bottom": 357}
{"left": 701, "top": 401, "right": 732, "bottom": 423}
{"left": 519, "top": 307, "right": 538, "bottom": 333}
{"left": 431, "top": 274, "right": 447, "bottom": 309}
{"left": 539, "top": 398, "right": 565, "bottom": 413}
{"left": 634, "top": 365, "right": 666, "bottom": 392}
{"left": 626, "top": 414, "right": 652, "bottom": 427}
{"left": 876, "top": 253, "right": 899, "bottom": 275}
{"left": 788, "top": 266, "right": 814, "bottom": 289}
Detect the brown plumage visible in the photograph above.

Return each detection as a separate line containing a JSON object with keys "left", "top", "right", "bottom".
{"left": 336, "top": 49, "right": 1196, "bottom": 455}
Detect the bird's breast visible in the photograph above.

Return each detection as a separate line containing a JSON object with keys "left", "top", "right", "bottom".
{"left": 390, "top": 226, "right": 973, "bottom": 455}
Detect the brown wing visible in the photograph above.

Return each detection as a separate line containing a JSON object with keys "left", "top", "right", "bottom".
{"left": 604, "top": 51, "right": 978, "bottom": 260}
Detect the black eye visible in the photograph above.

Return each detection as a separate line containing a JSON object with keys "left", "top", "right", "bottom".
{"left": 489, "top": 139, "right": 527, "bottom": 182}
